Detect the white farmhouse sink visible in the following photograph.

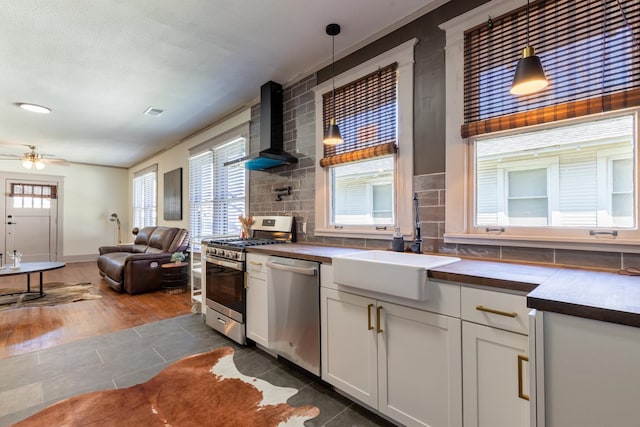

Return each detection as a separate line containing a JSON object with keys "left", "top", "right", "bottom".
{"left": 332, "top": 250, "right": 460, "bottom": 301}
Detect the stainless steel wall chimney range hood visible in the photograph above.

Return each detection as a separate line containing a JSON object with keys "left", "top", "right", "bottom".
{"left": 224, "top": 81, "right": 298, "bottom": 171}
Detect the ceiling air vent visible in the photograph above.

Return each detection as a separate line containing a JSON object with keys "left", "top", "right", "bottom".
{"left": 144, "top": 107, "right": 164, "bottom": 117}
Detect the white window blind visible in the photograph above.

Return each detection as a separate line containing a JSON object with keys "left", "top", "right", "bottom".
{"left": 212, "top": 138, "right": 246, "bottom": 235}
{"left": 133, "top": 168, "right": 157, "bottom": 228}
{"left": 189, "top": 151, "right": 214, "bottom": 248}
{"left": 189, "top": 137, "right": 246, "bottom": 246}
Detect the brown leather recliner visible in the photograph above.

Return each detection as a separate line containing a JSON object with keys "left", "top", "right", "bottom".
{"left": 97, "top": 227, "right": 189, "bottom": 294}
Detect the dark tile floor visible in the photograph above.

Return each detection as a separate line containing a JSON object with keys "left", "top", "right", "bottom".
{"left": 0, "top": 314, "right": 396, "bottom": 426}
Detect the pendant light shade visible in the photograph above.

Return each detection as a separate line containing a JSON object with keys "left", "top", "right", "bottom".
{"left": 510, "top": 1, "right": 548, "bottom": 96}
{"left": 324, "top": 118, "right": 343, "bottom": 145}
{"left": 323, "top": 23, "right": 343, "bottom": 145}
{"left": 510, "top": 46, "right": 548, "bottom": 95}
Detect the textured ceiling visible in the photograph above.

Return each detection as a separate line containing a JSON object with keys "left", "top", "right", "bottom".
{"left": 0, "top": 0, "right": 444, "bottom": 168}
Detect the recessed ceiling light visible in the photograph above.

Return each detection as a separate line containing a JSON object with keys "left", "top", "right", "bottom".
{"left": 144, "top": 107, "right": 164, "bottom": 117}
{"left": 18, "top": 103, "right": 51, "bottom": 114}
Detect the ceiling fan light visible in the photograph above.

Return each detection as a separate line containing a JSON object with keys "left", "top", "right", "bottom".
{"left": 35, "top": 160, "right": 45, "bottom": 170}
{"left": 323, "top": 118, "right": 344, "bottom": 145}
{"left": 22, "top": 159, "right": 34, "bottom": 169}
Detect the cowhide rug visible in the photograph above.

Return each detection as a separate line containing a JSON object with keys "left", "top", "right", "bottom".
{"left": 0, "top": 282, "right": 100, "bottom": 310}
{"left": 13, "top": 347, "right": 320, "bottom": 427}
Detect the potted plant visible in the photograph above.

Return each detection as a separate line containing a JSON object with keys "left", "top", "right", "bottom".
{"left": 170, "top": 252, "right": 186, "bottom": 264}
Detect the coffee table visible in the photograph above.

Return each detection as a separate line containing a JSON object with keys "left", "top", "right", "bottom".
{"left": 0, "top": 261, "right": 66, "bottom": 305}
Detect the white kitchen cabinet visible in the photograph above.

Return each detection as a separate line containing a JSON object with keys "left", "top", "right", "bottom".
{"left": 461, "top": 287, "right": 530, "bottom": 427}
{"left": 463, "top": 322, "right": 529, "bottom": 427}
{"left": 321, "top": 288, "right": 377, "bottom": 406}
{"left": 321, "top": 287, "right": 462, "bottom": 427}
{"left": 245, "top": 253, "right": 269, "bottom": 347}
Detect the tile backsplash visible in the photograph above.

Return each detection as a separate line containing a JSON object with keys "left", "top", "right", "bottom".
{"left": 247, "top": 73, "right": 631, "bottom": 271}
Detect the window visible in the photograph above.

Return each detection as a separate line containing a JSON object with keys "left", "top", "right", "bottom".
{"left": 442, "top": 0, "right": 640, "bottom": 249}
{"left": 133, "top": 165, "right": 157, "bottom": 228}
{"left": 474, "top": 113, "right": 636, "bottom": 235}
{"left": 332, "top": 153, "right": 394, "bottom": 226}
{"left": 212, "top": 138, "right": 246, "bottom": 235}
{"left": 461, "top": 0, "right": 640, "bottom": 137}
{"left": 314, "top": 40, "right": 415, "bottom": 238}
{"left": 10, "top": 183, "right": 57, "bottom": 209}
{"left": 188, "top": 124, "right": 248, "bottom": 248}
{"left": 189, "top": 151, "right": 213, "bottom": 248}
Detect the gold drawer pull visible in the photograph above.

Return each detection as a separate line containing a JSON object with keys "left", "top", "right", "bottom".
{"left": 518, "top": 354, "right": 530, "bottom": 401}
{"left": 476, "top": 305, "right": 518, "bottom": 318}
{"left": 376, "top": 306, "right": 383, "bottom": 334}
{"left": 248, "top": 261, "right": 263, "bottom": 266}
{"left": 367, "top": 304, "right": 374, "bottom": 330}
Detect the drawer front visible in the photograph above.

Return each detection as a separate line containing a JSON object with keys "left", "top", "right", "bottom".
{"left": 246, "top": 254, "right": 268, "bottom": 278}
{"left": 461, "top": 287, "right": 529, "bottom": 334}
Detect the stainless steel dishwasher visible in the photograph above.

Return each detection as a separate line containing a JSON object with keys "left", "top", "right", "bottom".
{"left": 266, "top": 256, "right": 320, "bottom": 376}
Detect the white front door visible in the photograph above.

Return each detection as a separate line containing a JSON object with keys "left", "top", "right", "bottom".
{"left": 5, "top": 178, "right": 59, "bottom": 262}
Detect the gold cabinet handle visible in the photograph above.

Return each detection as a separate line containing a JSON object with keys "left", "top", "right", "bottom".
{"left": 518, "top": 354, "right": 530, "bottom": 401}
{"left": 476, "top": 305, "right": 518, "bottom": 318}
{"left": 367, "top": 304, "right": 374, "bottom": 330}
{"left": 248, "top": 261, "right": 263, "bottom": 266}
{"left": 376, "top": 306, "right": 383, "bottom": 334}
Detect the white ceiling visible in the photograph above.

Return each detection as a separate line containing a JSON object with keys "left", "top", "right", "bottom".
{"left": 0, "top": 0, "right": 444, "bottom": 168}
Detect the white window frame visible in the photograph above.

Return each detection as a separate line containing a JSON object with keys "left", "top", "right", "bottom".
{"left": 441, "top": 0, "right": 640, "bottom": 252}
{"left": 314, "top": 39, "right": 416, "bottom": 239}
{"left": 188, "top": 123, "right": 249, "bottom": 247}
{"left": 132, "top": 164, "right": 157, "bottom": 228}
{"left": 189, "top": 150, "right": 214, "bottom": 251}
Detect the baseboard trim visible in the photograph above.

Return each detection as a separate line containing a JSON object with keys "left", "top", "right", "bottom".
{"left": 61, "top": 254, "right": 98, "bottom": 263}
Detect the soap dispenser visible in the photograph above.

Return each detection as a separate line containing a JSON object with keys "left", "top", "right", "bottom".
{"left": 392, "top": 227, "right": 404, "bottom": 252}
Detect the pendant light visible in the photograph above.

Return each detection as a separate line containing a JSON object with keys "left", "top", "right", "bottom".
{"left": 323, "top": 23, "right": 343, "bottom": 145}
{"left": 510, "top": 0, "right": 548, "bottom": 96}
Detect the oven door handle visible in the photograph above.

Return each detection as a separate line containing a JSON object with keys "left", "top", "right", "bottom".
{"left": 206, "top": 257, "right": 243, "bottom": 270}
{"left": 266, "top": 261, "right": 317, "bottom": 276}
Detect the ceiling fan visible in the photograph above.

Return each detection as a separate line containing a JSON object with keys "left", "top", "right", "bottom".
{"left": 0, "top": 145, "right": 69, "bottom": 170}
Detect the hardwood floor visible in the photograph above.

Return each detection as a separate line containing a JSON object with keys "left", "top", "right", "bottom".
{"left": 0, "top": 261, "right": 193, "bottom": 360}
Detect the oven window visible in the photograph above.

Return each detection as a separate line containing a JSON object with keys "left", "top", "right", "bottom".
{"left": 205, "top": 263, "right": 244, "bottom": 314}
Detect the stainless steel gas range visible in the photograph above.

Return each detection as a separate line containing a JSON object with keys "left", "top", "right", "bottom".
{"left": 202, "top": 216, "right": 294, "bottom": 344}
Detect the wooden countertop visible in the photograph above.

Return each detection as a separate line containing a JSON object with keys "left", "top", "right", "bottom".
{"left": 246, "top": 244, "right": 365, "bottom": 263}
{"left": 246, "top": 243, "right": 640, "bottom": 328}
{"left": 428, "top": 259, "right": 560, "bottom": 293}
{"left": 527, "top": 268, "right": 640, "bottom": 328}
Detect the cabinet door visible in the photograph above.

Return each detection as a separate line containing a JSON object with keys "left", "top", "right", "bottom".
{"left": 321, "top": 288, "right": 378, "bottom": 407}
{"left": 378, "top": 301, "right": 462, "bottom": 427}
{"left": 246, "top": 255, "right": 269, "bottom": 347}
{"left": 463, "top": 322, "right": 529, "bottom": 427}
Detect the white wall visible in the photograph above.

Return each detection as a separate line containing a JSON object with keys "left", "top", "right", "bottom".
{"left": 127, "top": 108, "right": 252, "bottom": 232}
{"left": 0, "top": 161, "right": 128, "bottom": 261}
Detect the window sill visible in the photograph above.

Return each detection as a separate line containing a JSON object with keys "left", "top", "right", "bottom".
{"left": 314, "top": 228, "right": 399, "bottom": 241}
{"left": 444, "top": 233, "right": 640, "bottom": 254}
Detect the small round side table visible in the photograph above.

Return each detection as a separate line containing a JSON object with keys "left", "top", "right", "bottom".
{"left": 160, "top": 261, "right": 189, "bottom": 293}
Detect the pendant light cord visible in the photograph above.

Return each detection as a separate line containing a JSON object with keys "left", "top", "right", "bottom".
{"left": 331, "top": 34, "right": 336, "bottom": 122}
{"left": 615, "top": 0, "right": 640, "bottom": 50}
{"left": 526, "top": 0, "right": 530, "bottom": 45}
